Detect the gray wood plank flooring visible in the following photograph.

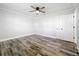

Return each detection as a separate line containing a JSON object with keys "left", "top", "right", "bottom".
{"left": 0, "top": 34, "right": 78, "bottom": 56}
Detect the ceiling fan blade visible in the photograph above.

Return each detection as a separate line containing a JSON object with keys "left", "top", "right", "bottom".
{"left": 30, "top": 6, "right": 36, "bottom": 9}
{"left": 40, "top": 7, "right": 45, "bottom": 9}
{"left": 39, "top": 10, "right": 45, "bottom": 13}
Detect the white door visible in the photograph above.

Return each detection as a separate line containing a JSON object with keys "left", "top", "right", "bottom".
{"left": 56, "top": 14, "right": 74, "bottom": 42}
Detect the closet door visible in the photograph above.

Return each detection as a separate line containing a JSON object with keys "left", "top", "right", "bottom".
{"left": 57, "top": 14, "right": 73, "bottom": 42}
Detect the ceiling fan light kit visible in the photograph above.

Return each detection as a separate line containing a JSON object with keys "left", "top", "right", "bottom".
{"left": 35, "top": 10, "right": 40, "bottom": 15}
{"left": 29, "top": 5, "right": 46, "bottom": 15}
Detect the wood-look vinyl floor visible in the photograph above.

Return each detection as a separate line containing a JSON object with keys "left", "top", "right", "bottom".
{"left": 0, "top": 34, "right": 78, "bottom": 56}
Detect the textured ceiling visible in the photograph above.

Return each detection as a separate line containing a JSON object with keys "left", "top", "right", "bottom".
{"left": 0, "top": 3, "right": 79, "bottom": 16}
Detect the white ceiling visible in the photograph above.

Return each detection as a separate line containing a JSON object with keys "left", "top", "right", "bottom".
{"left": 0, "top": 3, "right": 79, "bottom": 16}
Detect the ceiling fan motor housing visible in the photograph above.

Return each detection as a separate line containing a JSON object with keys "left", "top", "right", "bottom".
{"left": 36, "top": 7, "right": 40, "bottom": 10}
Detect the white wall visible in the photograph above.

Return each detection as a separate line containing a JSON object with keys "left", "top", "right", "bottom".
{"left": 33, "top": 13, "right": 74, "bottom": 42}
{"left": 0, "top": 6, "right": 75, "bottom": 43}
{"left": 0, "top": 8, "right": 33, "bottom": 41}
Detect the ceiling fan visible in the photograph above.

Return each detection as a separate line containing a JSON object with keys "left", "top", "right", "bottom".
{"left": 29, "top": 6, "right": 46, "bottom": 15}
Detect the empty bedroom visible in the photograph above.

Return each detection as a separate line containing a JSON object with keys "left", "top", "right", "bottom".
{"left": 0, "top": 3, "right": 79, "bottom": 56}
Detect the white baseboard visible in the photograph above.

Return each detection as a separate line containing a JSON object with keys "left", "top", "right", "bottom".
{"left": 0, "top": 33, "right": 35, "bottom": 42}
{"left": 36, "top": 33, "right": 75, "bottom": 43}
{"left": 0, "top": 33, "right": 76, "bottom": 44}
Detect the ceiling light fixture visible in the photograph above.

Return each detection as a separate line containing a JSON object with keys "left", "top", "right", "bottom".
{"left": 29, "top": 6, "right": 46, "bottom": 15}
{"left": 35, "top": 10, "right": 40, "bottom": 15}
